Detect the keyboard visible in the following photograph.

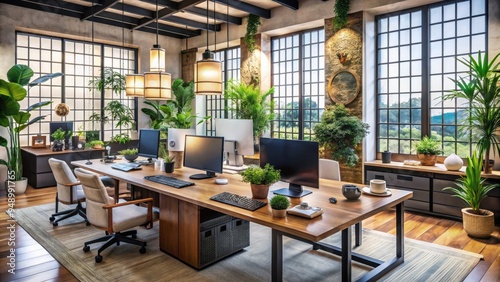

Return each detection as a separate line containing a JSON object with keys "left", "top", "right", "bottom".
{"left": 111, "top": 163, "right": 142, "bottom": 172}
{"left": 210, "top": 192, "right": 267, "bottom": 211}
{"left": 144, "top": 175, "right": 195, "bottom": 189}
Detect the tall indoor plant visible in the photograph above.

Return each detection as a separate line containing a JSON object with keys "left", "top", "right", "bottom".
{"left": 444, "top": 152, "right": 498, "bottom": 238}
{"left": 0, "top": 64, "right": 62, "bottom": 193}
{"left": 443, "top": 51, "right": 500, "bottom": 173}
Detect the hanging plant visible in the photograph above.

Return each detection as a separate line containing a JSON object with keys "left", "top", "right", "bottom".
{"left": 334, "top": 0, "right": 351, "bottom": 30}
{"left": 244, "top": 14, "right": 261, "bottom": 53}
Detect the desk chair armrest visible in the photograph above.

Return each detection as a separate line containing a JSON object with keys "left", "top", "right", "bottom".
{"left": 63, "top": 181, "right": 81, "bottom": 187}
{"left": 102, "top": 198, "right": 154, "bottom": 232}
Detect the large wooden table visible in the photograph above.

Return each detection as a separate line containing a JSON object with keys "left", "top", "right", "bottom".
{"left": 72, "top": 159, "right": 413, "bottom": 282}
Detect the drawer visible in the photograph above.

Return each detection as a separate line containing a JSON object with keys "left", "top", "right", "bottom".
{"left": 366, "top": 171, "right": 430, "bottom": 191}
{"left": 405, "top": 199, "right": 430, "bottom": 211}
{"left": 433, "top": 204, "right": 463, "bottom": 218}
{"left": 433, "top": 179, "right": 459, "bottom": 194}
{"left": 433, "top": 192, "right": 467, "bottom": 207}
{"left": 394, "top": 187, "right": 428, "bottom": 202}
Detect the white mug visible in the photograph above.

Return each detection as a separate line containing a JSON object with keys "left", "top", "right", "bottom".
{"left": 370, "top": 179, "right": 386, "bottom": 194}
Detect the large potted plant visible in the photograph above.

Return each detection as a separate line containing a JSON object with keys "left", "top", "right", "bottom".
{"left": 414, "top": 136, "right": 442, "bottom": 166}
{"left": 444, "top": 152, "right": 498, "bottom": 238}
{"left": 0, "top": 64, "right": 62, "bottom": 194}
{"left": 313, "top": 104, "right": 369, "bottom": 167}
{"left": 443, "top": 51, "right": 500, "bottom": 173}
{"left": 240, "top": 164, "right": 281, "bottom": 199}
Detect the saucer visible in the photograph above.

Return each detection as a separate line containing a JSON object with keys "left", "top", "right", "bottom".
{"left": 362, "top": 187, "right": 392, "bottom": 197}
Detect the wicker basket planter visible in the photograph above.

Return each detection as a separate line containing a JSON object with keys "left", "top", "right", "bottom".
{"left": 417, "top": 153, "right": 437, "bottom": 166}
{"left": 461, "top": 208, "right": 494, "bottom": 238}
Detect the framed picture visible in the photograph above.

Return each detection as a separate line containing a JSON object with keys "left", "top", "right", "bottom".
{"left": 31, "top": 135, "right": 47, "bottom": 148}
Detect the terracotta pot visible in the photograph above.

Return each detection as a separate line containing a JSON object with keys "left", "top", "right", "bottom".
{"left": 250, "top": 184, "right": 270, "bottom": 199}
{"left": 461, "top": 208, "right": 494, "bottom": 238}
{"left": 272, "top": 209, "right": 287, "bottom": 218}
{"left": 417, "top": 153, "right": 437, "bottom": 166}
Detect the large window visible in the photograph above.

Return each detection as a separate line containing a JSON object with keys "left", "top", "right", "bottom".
{"left": 376, "top": 0, "right": 487, "bottom": 157}
{"left": 205, "top": 47, "right": 240, "bottom": 136}
{"left": 16, "top": 32, "right": 137, "bottom": 146}
{"left": 271, "top": 29, "right": 325, "bottom": 140}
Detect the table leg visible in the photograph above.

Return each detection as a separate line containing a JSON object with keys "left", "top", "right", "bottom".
{"left": 271, "top": 229, "right": 283, "bottom": 282}
{"left": 396, "top": 202, "right": 404, "bottom": 259}
{"left": 113, "top": 179, "right": 120, "bottom": 203}
{"left": 355, "top": 222, "right": 362, "bottom": 246}
{"left": 341, "top": 226, "right": 352, "bottom": 282}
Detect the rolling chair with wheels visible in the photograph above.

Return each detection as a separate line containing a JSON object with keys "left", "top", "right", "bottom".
{"left": 75, "top": 168, "right": 155, "bottom": 263}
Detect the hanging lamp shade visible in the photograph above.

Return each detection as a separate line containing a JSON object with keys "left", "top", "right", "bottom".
{"left": 125, "top": 74, "right": 144, "bottom": 97}
{"left": 144, "top": 72, "right": 172, "bottom": 100}
{"left": 194, "top": 49, "right": 222, "bottom": 95}
{"left": 150, "top": 45, "right": 166, "bottom": 72}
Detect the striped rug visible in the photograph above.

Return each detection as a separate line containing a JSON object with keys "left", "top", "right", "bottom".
{"left": 12, "top": 204, "right": 482, "bottom": 282}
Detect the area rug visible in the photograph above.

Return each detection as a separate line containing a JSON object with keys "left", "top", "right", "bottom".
{"left": 11, "top": 204, "right": 482, "bottom": 282}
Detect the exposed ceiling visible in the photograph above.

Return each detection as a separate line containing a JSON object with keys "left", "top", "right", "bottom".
{"left": 0, "top": 0, "right": 301, "bottom": 39}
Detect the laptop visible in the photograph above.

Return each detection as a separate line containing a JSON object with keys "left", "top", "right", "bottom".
{"left": 111, "top": 163, "right": 142, "bottom": 172}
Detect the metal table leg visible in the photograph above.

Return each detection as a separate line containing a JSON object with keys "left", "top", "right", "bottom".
{"left": 272, "top": 229, "right": 283, "bottom": 282}
{"left": 355, "top": 222, "right": 362, "bottom": 246}
{"left": 342, "top": 226, "right": 352, "bottom": 282}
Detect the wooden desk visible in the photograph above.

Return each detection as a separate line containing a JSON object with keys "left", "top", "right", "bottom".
{"left": 72, "top": 160, "right": 413, "bottom": 281}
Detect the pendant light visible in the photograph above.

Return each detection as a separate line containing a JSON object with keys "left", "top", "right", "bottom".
{"left": 194, "top": 0, "right": 222, "bottom": 95}
{"left": 144, "top": 0, "right": 172, "bottom": 100}
{"left": 125, "top": 0, "right": 144, "bottom": 97}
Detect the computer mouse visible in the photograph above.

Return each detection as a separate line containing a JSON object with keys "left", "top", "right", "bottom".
{"left": 329, "top": 197, "right": 337, "bottom": 204}
{"left": 215, "top": 178, "right": 228, "bottom": 185}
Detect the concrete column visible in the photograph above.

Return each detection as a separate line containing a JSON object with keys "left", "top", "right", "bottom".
{"left": 240, "top": 34, "right": 271, "bottom": 91}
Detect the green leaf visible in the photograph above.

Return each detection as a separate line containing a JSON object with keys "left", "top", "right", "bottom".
{"left": 13, "top": 111, "right": 30, "bottom": 125}
{"left": 0, "top": 94, "right": 21, "bottom": 116}
{"left": 26, "top": 101, "right": 52, "bottom": 112}
{"left": 0, "top": 136, "right": 7, "bottom": 147}
{"left": 25, "top": 115, "right": 48, "bottom": 127}
{"left": 0, "top": 115, "right": 9, "bottom": 127}
{"left": 0, "top": 79, "right": 27, "bottom": 101}
{"left": 28, "top": 72, "right": 64, "bottom": 87}
{"left": 7, "top": 64, "right": 34, "bottom": 86}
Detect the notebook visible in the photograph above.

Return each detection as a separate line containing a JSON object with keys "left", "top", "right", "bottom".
{"left": 111, "top": 163, "right": 142, "bottom": 172}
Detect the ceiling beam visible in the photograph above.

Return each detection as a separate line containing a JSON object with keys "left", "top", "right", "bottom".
{"left": 132, "top": 0, "right": 204, "bottom": 31}
{"left": 185, "top": 6, "right": 242, "bottom": 25}
{"left": 80, "top": 0, "right": 120, "bottom": 21}
{"left": 17, "top": 0, "right": 85, "bottom": 15}
{"left": 214, "top": 0, "right": 270, "bottom": 19}
{"left": 273, "top": 0, "right": 299, "bottom": 10}
{"left": 166, "top": 16, "right": 221, "bottom": 32}
{"left": 144, "top": 22, "right": 201, "bottom": 37}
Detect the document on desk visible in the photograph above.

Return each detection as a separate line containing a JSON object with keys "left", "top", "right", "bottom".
{"left": 287, "top": 205, "right": 323, "bottom": 219}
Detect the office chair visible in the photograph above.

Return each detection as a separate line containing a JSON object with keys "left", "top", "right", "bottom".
{"left": 319, "top": 159, "right": 341, "bottom": 181}
{"left": 75, "top": 168, "right": 155, "bottom": 263}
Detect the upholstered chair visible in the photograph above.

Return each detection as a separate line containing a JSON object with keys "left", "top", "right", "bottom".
{"left": 74, "top": 168, "right": 155, "bottom": 263}
{"left": 319, "top": 159, "right": 341, "bottom": 181}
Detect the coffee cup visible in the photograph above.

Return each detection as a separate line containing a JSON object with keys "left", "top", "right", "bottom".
{"left": 370, "top": 179, "right": 386, "bottom": 194}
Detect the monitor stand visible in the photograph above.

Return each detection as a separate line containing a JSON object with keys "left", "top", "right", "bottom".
{"left": 189, "top": 171, "right": 217, "bottom": 180}
{"left": 272, "top": 183, "right": 312, "bottom": 198}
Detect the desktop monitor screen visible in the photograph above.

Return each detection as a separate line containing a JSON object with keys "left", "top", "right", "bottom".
{"left": 259, "top": 137, "right": 319, "bottom": 198}
{"left": 49, "top": 121, "right": 73, "bottom": 142}
{"left": 138, "top": 129, "right": 160, "bottom": 160}
{"left": 215, "top": 118, "right": 254, "bottom": 166}
{"left": 183, "top": 135, "right": 224, "bottom": 179}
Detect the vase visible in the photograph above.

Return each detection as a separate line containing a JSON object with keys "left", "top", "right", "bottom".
{"left": 461, "top": 208, "right": 494, "bottom": 238}
{"left": 164, "top": 162, "right": 175, "bottom": 173}
{"left": 71, "top": 136, "right": 79, "bottom": 150}
{"left": 5, "top": 177, "right": 28, "bottom": 195}
{"left": 417, "top": 153, "right": 437, "bottom": 166}
{"left": 250, "top": 184, "right": 270, "bottom": 199}
{"left": 124, "top": 154, "right": 138, "bottom": 162}
{"left": 444, "top": 154, "right": 463, "bottom": 171}
{"left": 381, "top": 151, "right": 391, "bottom": 163}
{"left": 52, "top": 141, "right": 64, "bottom": 151}
{"left": 272, "top": 209, "right": 287, "bottom": 218}
{"left": 342, "top": 184, "right": 361, "bottom": 200}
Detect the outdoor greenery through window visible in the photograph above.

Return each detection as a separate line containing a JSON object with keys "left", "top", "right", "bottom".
{"left": 15, "top": 32, "right": 137, "bottom": 146}
{"left": 271, "top": 29, "right": 325, "bottom": 140}
{"left": 376, "top": 0, "right": 486, "bottom": 157}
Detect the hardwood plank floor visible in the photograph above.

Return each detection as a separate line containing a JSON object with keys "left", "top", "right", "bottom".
{"left": 0, "top": 186, "right": 499, "bottom": 281}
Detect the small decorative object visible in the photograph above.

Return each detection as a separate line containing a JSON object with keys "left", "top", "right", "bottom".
{"left": 164, "top": 155, "right": 175, "bottom": 173}
{"left": 444, "top": 154, "right": 463, "bottom": 171}
{"left": 240, "top": 164, "right": 281, "bottom": 199}
{"left": 327, "top": 69, "right": 361, "bottom": 105}
{"left": 54, "top": 103, "right": 70, "bottom": 117}
{"left": 414, "top": 136, "right": 442, "bottom": 166}
{"left": 118, "top": 148, "right": 138, "bottom": 162}
{"left": 71, "top": 136, "right": 80, "bottom": 150}
{"left": 381, "top": 150, "right": 391, "bottom": 163}
{"left": 336, "top": 52, "right": 349, "bottom": 64}
{"left": 77, "top": 141, "right": 85, "bottom": 150}
{"left": 88, "top": 140, "right": 104, "bottom": 149}
{"left": 51, "top": 128, "right": 65, "bottom": 152}
{"left": 31, "top": 135, "right": 46, "bottom": 148}
{"left": 403, "top": 160, "right": 420, "bottom": 166}
{"left": 269, "top": 195, "right": 290, "bottom": 218}
{"left": 369, "top": 179, "right": 387, "bottom": 194}
{"left": 342, "top": 184, "right": 361, "bottom": 200}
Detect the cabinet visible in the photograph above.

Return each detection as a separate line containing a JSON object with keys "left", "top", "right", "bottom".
{"left": 21, "top": 146, "right": 104, "bottom": 188}
{"left": 365, "top": 161, "right": 500, "bottom": 225}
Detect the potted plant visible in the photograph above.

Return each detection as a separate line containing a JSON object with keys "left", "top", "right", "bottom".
{"left": 0, "top": 64, "right": 62, "bottom": 194}
{"left": 51, "top": 128, "right": 66, "bottom": 152}
{"left": 443, "top": 51, "right": 500, "bottom": 173}
{"left": 164, "top": 154, "right": 175, "bottom": 173}
{"left": 88, "top": 140, "right": 104, "bottom": 149}
{"left": 414, "top": 136, "right": 442, "bottom": 166}
{"left": 444, "top": 152, "right": 498, "bottom": 238}
{"left": 269, "top": 195, "right": 290, "bottom": 218}
{"left": 313, "top": 104, "right": 369, "bottom": 167}
{"left": 240, "top": 164, "right": 281, "bottom": 199}
{"left": 118, "top": 148, "right": 138, "bottom": 162}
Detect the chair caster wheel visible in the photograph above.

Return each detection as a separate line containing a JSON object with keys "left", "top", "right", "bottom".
{"left": 139, "top": 247, "right": 146, "bottom": 254}
{"left": 132, "top": 234, "right": 137, "bottom": 239}
{"left": 49, "top": 216, "right": 55, "bottom": 222}
{"left": 86, "top": 221, "right": 91, "bottom": 226}
{"left": 52, "top": 222, "right": 58, "bottom": 227}
{"left": 95, "top": 255, "right": 103, "bottom": 263}
{"left": 83, "top": 246, "right": 90, "bottom": 252}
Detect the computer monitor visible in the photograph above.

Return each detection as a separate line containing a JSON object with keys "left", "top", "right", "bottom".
{"left": 138, "top": 129, "right": 160, "bottom": 162}
{"left": 259, "top": 137, "right": 319, "bottom": 198}
{"left": 183, "top": 135, "right": 224, "bottom": 179}
{"left": 215, "top": 118, "right": 254, "bottom": 166}
{"left": 49, "top": 121, "right": 73, "bottom": 142}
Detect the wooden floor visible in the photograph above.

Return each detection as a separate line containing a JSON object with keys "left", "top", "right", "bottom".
{"left": 0, "top": 186, "right": 499, "bottom": 282}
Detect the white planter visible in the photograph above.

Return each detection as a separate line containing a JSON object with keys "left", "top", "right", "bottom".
{"left": 5, "top": 177, "right": 28, "bottom": 195}
{"left": 444, "top": 154, "right": 463, "bottom": 171}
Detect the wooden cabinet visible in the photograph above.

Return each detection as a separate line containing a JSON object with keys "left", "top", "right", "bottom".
{"left": 365, "top": 161, "right": 500, "bottom": 225}
{"left": 21, "top": 146, "right": 103, "bottom": 188}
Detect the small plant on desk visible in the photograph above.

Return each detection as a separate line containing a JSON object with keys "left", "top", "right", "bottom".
{"left": 118, "top": 148, "right": 138, "bottom": 162}
{"left": 164, "top": 154, "right": 176, "bottom": 173}
{"left": 87, "top": 140, "right": 104, "bottom": 149}
{"left": 51, "top": 128, "right": 66, "bottom": 151}
{"left": 269, "top": 195, "right": 290, "bottom": 218}
{"left": 240, "top": 164, "right": 281, "bottom": 199}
